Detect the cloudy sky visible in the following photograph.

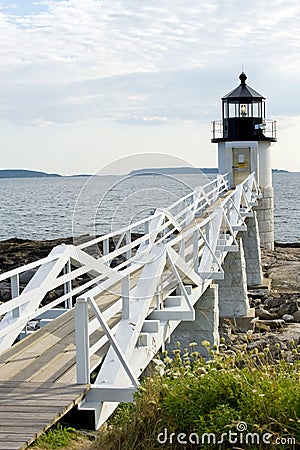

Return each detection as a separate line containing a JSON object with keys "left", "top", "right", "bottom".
{"left": 1, "top": 0, "right": 300, "bottom": 174}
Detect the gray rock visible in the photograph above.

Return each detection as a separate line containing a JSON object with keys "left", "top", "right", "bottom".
{"left": 0, "top": 288, "right": 11, "bottom": 302}
{"left": 264, "top": 297, "right": 286, "bottom": 308}
{"left": 292, "top": 310, "right": 300, "bottom": 323}
{"left": 247, "top": 289, "right": 268, "bottom": 299}
{"left": 267, "top": 262, "right": 300, "bottom": 292}
{"left": 247, "top": 339, "right": 268, "bottom": 350}
{"left": 282, "top": 314, "right": 294, "bottom": 322}
{"left": 267, "top": 310, "right": 283, "bottom": 320}
{"left": 252, "top": 318, "right": 285, "bottom": 331}
{"left": 277, "top": 301, "right": 298, "bottom": 316}
{"left": 219, "top": 323, "right": 232, "bottom": 338}
{"left": 256, "top": 307, "right": 274, "bottom": 320}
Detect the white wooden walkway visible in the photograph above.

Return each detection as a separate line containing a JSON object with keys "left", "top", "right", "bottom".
{"left": 0, "top": 173, "right": 260, "bottom": 448}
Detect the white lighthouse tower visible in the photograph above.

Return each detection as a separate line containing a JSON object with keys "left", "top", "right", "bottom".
{"left": 211, "top": 72, "right": 277, "bottom": 250}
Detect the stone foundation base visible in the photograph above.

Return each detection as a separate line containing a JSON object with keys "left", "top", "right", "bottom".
{"left": 166, "top": 284, "right": 219, "bottom": 357}
{"left": 217, "top": 238, "right": 250, "bottom": 318}
{"left": 240, "top": 212, "right": 263, "bottom": 286}
{"left": 254, "top": 186, "right": 274, "bottom": 250}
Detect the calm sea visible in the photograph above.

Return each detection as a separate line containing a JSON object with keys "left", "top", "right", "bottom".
{"left": 0, "top": 172, "right": 298, "bottom": 243}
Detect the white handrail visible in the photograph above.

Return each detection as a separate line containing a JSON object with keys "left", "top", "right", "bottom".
{"left": 0, "top": 171, "right": 257, "bottom": 355}
{"left": 0, "top": 171, "right": 262, "bottom": 431}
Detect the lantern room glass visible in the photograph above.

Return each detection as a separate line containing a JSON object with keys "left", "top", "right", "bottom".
{"left": 223, "top": 100, "right": 265, "bottom": 120}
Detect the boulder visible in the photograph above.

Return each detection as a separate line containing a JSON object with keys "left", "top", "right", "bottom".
{"left": 264, "top": 297, "right": 286, "bottom": 308}
{"left": 264, "top": 246, "right": 300, "bottom": 293}
{"left": 255, "top": 307, "right": 274, "bottom": 320}
{"left": 277, "top": 301, "right": 298, "bottom": 316}
{"left": 282, "top": 314, "right": 294, "bottom": 322}
{"left": 247, "top": 339, "right": 268, "bottom": 350}
{"left": 252, "top": 318, "right": 285, "bottom": 331}
{"left": 292, "top": 310, "right": 300, "bottom": 323}
{"left": 0, "top": 288, "right": 11, "bottom": 302}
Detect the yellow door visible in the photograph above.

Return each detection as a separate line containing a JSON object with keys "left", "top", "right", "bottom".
{"left": 232, "top": 147, "right": 251, "bottom": 186}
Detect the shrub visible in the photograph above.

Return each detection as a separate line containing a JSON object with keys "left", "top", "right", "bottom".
{"left": 94, "top": 340, "right": 300, "bottom": 450}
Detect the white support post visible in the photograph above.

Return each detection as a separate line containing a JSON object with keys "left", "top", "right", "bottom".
{"left": 205, "top": 221, "right": 210, "bottom": 246}
{"left": 75, "top": 297, "right": 90, "bottom": 384}
{"left": 103, "top": 238, "right": 109, "bottom": 256}
{"left": 184, "top": 210, "right": 190, "bottom": 229}
{"left": 166, "top": 249, "right": 195, "bottom": 319}
{"left": 191, "top": 193, "right": 198, "bottom": 217}
{"left": 125, "top": 230, "right": 131, "bottom": 260}
{"left": 63, "top": 259, "right": 72, "bottom": 309}
{"left": 155, "top": 282, "right": 162, "bottom": 310}
{"left": 198, "top": 214, "right": 224, "bottom": 279}
{"left": 193, "top": 229, "right": 199, "bottom": 272}
{"left": 11, "top": 275, "right": 20, "bottom": 318}
{"left": 226, "top": 201, "right": 231, "bottom": 222}
{"left": 122, "top": 275, "right": 130, "bottom": 320}
{"left": 230, "top": 190, "right": 240, "bottom": 225}
{"left": 179, "top": 236, "right": 185, "bottom": 259}
{"left": 144, "top": 220, "right": 150, "bottom": 245}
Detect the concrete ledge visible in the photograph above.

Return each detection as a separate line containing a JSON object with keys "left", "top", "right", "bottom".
{"left": 220, "top": 308, "right": 255, "bottom": 332}
{"left": 248, "top": 278, "right": 272, "bottom": 291}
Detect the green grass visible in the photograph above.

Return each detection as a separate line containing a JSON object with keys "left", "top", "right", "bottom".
{"left": 30, "top": 423, "right": 79, "bottom": 449}
{"left": 93, "top": 340, "right": 300, "bottom": 450}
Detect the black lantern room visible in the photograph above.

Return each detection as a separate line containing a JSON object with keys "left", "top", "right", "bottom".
{"left": 211, "top": 73, "right": 276, "bottom": 142}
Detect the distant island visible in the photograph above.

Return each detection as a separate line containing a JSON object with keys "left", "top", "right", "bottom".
{"left": 129, "top": 167, "right": 291, "bottom": 176}
{"left": 129, "top": 167, "right": 219, "bottom": 176}
{"left": 0, "top": 167, "right": 292, "bottom": 179}
{"left": 0, "top": 169, "right": 61, "bottom": 179}
{"left": 0, "top": 168, "right": 219, "bottom": 178}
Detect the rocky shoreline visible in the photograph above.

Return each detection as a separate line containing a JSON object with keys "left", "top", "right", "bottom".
{"left": 0, "top": 236, "right": 75, "bottom": 273}
{"left": 0, "top": 237, "right": 299, "bottom": 356}
{"left": 223, "top": 241, "right": 300, "bottom": 361}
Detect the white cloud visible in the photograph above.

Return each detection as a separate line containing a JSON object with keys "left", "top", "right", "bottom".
{"left": 0, "top": 0, "right": 300, "bottom": 171}
{"left": 1, "top": 0, "right": 299, "bottom": 83}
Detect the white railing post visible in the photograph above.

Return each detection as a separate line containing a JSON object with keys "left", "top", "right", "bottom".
{"left": 155, "top": 281, "right": 163, "bottom": 309}
{"left": 226, "top": 201, "right": 231, "bottom": 222}
{"left": 155, "top": 284, "right": 160, "bottom": 309}
{"left": 11, "top": 275, "right": 20, "bottom": 318}
{"left": 75, "top": 297, "right": 90, "bottom": 384}
{"left": 63, "top": 259, "right": 72, "bottom": 309}
{"left": 144, "top": 220, "right": 150, "bottom": 245}
{"left": 125, "top": 230, "right": 131, "bottom": 260}
{"left": 103, "top": 238, "right": 109, "bottom": 256}
{"left": 205, "top": 221, "right": 210, "bottom": 247}
{"left": 122, "top": 275, "right": 130, "bottom": 320}
{"left": 179, "top": 236, "right": 185, "bottom": 259}
{"left": 193, "top": 229, "right": 199, "bottom": 272}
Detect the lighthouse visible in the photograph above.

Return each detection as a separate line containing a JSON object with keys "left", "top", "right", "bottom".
{"left": 211, "top": 72, "right": 277, "bottom": 250}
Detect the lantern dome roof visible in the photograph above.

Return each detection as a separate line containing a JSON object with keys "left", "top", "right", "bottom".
{"left": 222, "top": 73, "right": 265, "bottom": 101}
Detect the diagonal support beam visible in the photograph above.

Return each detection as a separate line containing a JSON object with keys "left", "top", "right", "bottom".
{"left": 88, "top": 297, "right": 139, "bottom": 387}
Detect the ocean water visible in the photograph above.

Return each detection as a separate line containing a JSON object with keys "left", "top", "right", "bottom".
{"left": 273, "top": 172, "right": 300, "bottom": 243}
{"left": 0, "top": 172, "right": 298, "bottom": 243}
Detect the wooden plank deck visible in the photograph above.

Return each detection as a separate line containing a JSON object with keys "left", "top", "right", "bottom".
{"left": 0, "top": 381, "right": 89, "bottom": 450}
{"left": 0, "top": 284, "right": 125, "bottom": 450}
{"left": 0, "top": 224, "right": 206, "bottom": 449}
